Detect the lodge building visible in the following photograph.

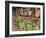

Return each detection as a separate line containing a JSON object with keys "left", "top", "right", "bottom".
{"left": 13, "top": 7, "right": 40, "bottom": 17}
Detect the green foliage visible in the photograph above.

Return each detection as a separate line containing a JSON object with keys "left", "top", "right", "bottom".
{"left": 14, "top": 16, "right": 40, "bottom": 31}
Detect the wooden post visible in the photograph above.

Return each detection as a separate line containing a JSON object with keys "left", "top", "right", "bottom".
{"left": 28, "top": 9, "right": 32, "bottom": 16}
{"left": 35, "top": 8, "right": 40, "bottom": 18}
{"left": 20, "top": 8, "right": 23, "bottom": 16}
{"left": 23, "top": 8, "right": 27, "bottom": 16}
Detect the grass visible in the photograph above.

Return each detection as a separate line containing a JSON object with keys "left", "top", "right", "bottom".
{"left": 13, "top": 16, "right": 40, "bottom": 31}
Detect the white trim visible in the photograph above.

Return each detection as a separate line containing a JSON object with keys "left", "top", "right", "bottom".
{"left": 9, "top": 3, "right": 43, "bottom": 35}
